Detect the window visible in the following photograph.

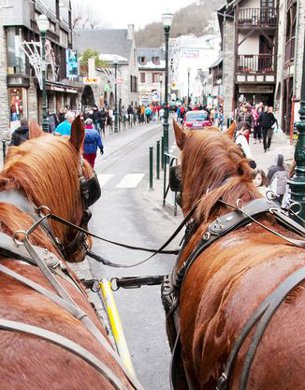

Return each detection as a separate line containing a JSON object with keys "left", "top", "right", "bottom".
{"left": 6, "top": 27, "right": 26, "bottom": 75}
{"left": 152, "top": 73, "right": 162, "bottom": 83}
{"left": 60, "top": 29, "right": 68, "bottom": 47}
{"left": 140, "top": 72, "right": 146, "bottom": 83}
{"left": 139, "top": 56, "right": 146, "bottom": 65}
{"left": 152, "top": 56, "right": 160, "bottom": 65}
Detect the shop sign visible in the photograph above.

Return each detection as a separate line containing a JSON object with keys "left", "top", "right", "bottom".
{"left": 83, "top": 77, "right": 100, "bottom": 84}
{"left": 239, "top": 85, "right": 274, "bottom": 94}
{"left": 66, "top": 49, "right": 78, "bottom": 78}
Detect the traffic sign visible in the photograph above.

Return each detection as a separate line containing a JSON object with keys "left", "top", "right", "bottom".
{"left": 83, "top": 77, "right": 101, "bottom": 84}
{"left": 116, "top": 77, "right": 123, "bottom": 85}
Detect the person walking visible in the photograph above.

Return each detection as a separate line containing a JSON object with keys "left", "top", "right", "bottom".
{"left": 83, "top": 118, "right": 104, "bottom": 168}
{"left": 267, "top": 154, "right": 288, "bottom": 205}
{"left": 54, "top": 111, "right": 75, "bottom": 136}
{"left": 258, "top": 105, "right": 276, "bottom": 152}
{"left": 237, "top": 104, "right": 254, "bottom": 143}
{"left": 10, "top": 117, "right": 29, "bottom": 146}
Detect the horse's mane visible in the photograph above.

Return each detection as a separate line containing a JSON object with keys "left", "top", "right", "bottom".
{"left": 181, "top": 130, "right": 260, "bottom": 222}
{"left": 0, "top": 135, "right": 90, "bottom": 241}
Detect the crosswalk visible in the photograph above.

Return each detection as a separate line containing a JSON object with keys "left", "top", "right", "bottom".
{"left": 97, "top": 173, "right": 146, "bottom": 189}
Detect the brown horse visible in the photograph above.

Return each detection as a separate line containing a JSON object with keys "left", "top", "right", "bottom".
{"left": 164, "top": 120, "right": 305, "bottom": 389}
{"left": 0, "top": 117, "right": 141, "bottom": 389}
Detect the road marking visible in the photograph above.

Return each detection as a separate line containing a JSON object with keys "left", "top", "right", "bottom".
{"left": 116, "top": 173, "right": 145, "bottom": 188}
{"left": 98, "top": 174, "right": 114, "bottom": 188}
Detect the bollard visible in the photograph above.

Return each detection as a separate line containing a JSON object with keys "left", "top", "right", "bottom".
{"left": 161, "top": 136, "right": 164, "bottom": 169}
{"left": 2, "top": 140, "right": 7, "bottom": 163}
{"left": 156, "top": 140, "right": 160, "bottom": 179}
{"left": 149, "top": 146, "right": 153, "bottom": 189}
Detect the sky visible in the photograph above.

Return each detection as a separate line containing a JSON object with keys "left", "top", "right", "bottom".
{"left": 73, "top": 0, "right": 198, "bottom": 30}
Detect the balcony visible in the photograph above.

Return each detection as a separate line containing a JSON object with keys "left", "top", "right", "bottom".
{"left": 285, "top": 36, "right": 295, "bottom": 64}
{"left": 238, "top": 8, "right": 277, "bottom": 27}
{"left": 237, "top": 54, "right": 275, "bottom": 83}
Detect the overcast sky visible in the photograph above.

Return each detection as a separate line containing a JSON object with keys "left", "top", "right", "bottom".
{"left": 73, "top": 0, "right": 198, "bottom": 30}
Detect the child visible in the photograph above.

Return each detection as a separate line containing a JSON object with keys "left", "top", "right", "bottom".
{"left": 253, "top": 169, "right": 268, "bottom": 196}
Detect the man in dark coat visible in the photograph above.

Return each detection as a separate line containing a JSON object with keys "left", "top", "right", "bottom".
{"left": 10, "top": 118, "right": 29, "bottom": 146}
{"left": 258, "top": 106, "right": 276, "bottom": 152}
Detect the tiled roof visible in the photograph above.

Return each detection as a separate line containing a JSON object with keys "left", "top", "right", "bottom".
{"left": 73, "top": 29, "right": 133, "bottom": 61}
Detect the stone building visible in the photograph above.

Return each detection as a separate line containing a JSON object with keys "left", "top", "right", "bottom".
{"left": 137, "top": 47, "right": 165, "bottom": 106}
{"left": 0, "top": 0, "right": 79, "bottom": 137}
{"left": 218, "top": 0, "right": 278, "bottom": 120}
{"left": 274, "top": 0, "right": 305, "bottom": 135}
{"left": 73, "top": 25, "right": 139, "bottom": 111}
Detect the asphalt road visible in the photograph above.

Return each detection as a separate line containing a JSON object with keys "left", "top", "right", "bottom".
{"left": 87, "top": 121, "right": 182, "bottom": 390}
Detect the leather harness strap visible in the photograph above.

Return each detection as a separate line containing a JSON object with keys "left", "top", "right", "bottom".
{"left": 0, "top": 318, "right": 126, "bottom": 390}
{"left": 164, "top": 198, "right": 305, "bottom": 390}
{"left": 217, "top": 265, "right": 305, "bottom": 390}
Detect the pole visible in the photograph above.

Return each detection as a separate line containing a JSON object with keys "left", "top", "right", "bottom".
{"left": 2, "top": 140, "right": 6, "bottom": 163}
{"left": 160, "top": 80, "right": 163, "bottom": 105}
{"left": 288, "top": 32, "right": 305, "bottom": 222}
{"left": 163, "top": 26, "right": 170, "bottom": 154}
{"left": 187, "top": 70, "right": 190, "bottom": 107}
{"left": 41, "top": 31, "right": 48, "bottom": 132}
{"left": 161, "top": 136, "right": 164, "bottom": 169}
{"left": 149, "top": 146, "right": 153, "bottom": 189}
{"left": 156, "top": 140, "right": 160, "bottom": 179}
{"left": 114, "top": 63, "right": 118, "bottom": 133}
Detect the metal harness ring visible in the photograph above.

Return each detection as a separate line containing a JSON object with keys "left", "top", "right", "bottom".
{"left": 12, "top": 230, "right": 29, "bottom": 247}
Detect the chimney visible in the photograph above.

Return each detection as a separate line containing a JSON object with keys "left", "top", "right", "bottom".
{"left": 127, "top": 24, "right": 135, "bottom": 40}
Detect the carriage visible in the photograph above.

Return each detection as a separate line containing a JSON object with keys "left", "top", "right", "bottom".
{"left": 1, "top": 115, "right": 305, "bottom": 390}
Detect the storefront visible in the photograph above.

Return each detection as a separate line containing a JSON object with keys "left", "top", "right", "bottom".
{"left": 237, "top": 84, "right": 275, "bottom": 106}
{"left": 7, "top": 75, "right": 30, "bottom": 129}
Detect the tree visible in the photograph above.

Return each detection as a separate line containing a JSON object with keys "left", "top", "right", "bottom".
{"left": 71, "top": 0, "right": 106, "bottom": 30}
{"left": 79, "top": 49, "right": 108, "bottom": 76}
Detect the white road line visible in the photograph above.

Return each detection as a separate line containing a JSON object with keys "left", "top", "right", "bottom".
{"left": 116, "top": 173, "right": 145, "bottom": 188}
{"left": 97, "top": 174, "right": 114, "bottom": 188}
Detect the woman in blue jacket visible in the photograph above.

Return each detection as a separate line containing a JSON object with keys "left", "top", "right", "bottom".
{"left": 83, "top": 118, "right": 104, "bottom": 168}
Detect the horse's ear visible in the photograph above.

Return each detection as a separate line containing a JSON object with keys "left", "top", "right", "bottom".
{"left": 29, "top": 120, "right": 44, "bottom": 139}
{"left": 224, "top": 121, "right": 236, "bottom": 139}
{"left": 69, "top": 115, "right": 84, "bottom": 151}
{"left": 173, "top": 119, "right": 186, "bottom": 150}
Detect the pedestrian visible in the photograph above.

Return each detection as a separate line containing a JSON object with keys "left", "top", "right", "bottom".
{"left": 54, "top": 111, "right": 75, "bottom": 136}
{"left": 267, "top": 154, "right": 288, "bottom": 204}
{"left": 253, "top": 168, "right": 268, "bottom": 196}
{"left": 235, "top": 121, "right": 252, "bottom": 159}
{"left": 10, "top": 117, "right": 29, "bottom": 146}
{"left": 83, "top": 118, "right": 104, "bottom": 168}
{"left": 237, "top": 104, "right": 254, "bottom": 143}
{"left": 258, "top": 105, "right": 276, "bottom": 152}
{"left": 252, "top": 104, "right": 263, "bottom": 144}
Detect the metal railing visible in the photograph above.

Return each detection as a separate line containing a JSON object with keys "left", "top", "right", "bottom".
{"left": 237, "top": 7, "right": 277, "bottom": 26}
{"left": 285, "top": 36, "right": 295, "bottom": 64}
{"left": 237, "top": 54, "right": 275, "bottom": 73}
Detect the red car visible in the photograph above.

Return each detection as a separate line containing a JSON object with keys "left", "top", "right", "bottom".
{"left": 183, "top": 110, "right": 212, "bottom": 128}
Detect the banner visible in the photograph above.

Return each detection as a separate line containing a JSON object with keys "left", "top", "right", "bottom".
{"left": 66, "top": 49, "right": 78, "bottom": 78}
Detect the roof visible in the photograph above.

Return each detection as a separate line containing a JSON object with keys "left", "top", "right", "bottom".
{"left": 73, "top": 29, "right": 133, "bottom": 61}
{"left": 209, "top": 56, "right": 223, "bottom": 69}
{"left": 137, "top": 47, "right": 165, "bottom": 60}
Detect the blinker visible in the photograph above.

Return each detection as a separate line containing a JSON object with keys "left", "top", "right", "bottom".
{"left": 169, "top": 165, "right": 183, "bottom": 193}
{"left": 80, "top": 171, "right": 101, "bottom": 208}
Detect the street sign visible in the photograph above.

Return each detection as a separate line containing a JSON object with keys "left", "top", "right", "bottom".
{"left": 116, "top": 77, "right": 123, "bottom": 84}
{"left": 83, "top": 77, "right": 101, "bottom": 84}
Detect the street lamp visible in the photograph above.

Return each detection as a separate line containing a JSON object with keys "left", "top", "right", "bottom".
{"left": 187, "top": 67, "right": 191, "bottom": 107}
{"left": 288, "top": 32, "right": 305, "bottom": 221}
{"left": 37, "top": 14, "right": 49, "bottom": 132}
{"left": 113, "top": 55, "right": 118, "bottom": 133}
{"left": 160, "top": 75, "right": 163, "bottom": 105}
{"left": 161, "top": 11, "right": 173, "bottom": 153}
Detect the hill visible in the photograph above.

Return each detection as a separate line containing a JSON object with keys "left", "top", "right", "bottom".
{"left": 135, "top": 0, "right": 224, "bottom": 47}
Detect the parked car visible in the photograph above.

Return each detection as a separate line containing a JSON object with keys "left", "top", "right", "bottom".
{"left": 183, "top": 110, "right": 212, "bottom": 129}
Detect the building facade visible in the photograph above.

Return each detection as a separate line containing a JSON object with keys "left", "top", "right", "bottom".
{"left": 73, "top": 25, "right": 139, "bottom": 111}
{"left": 137, "top": 47, "right": 165, "bottom": 106}
{"left": 0, "top": 0, "right": 79, "bottom": 137}
{"left": 219, "top": 0, "right": 278, "bottom": 120}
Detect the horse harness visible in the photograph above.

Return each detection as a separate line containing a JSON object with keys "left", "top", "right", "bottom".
{"left": 161, "top": 197, "right": 305, "bottom": 390}
{"left": 0, "top": 177, "right": 142, "bottom": 389}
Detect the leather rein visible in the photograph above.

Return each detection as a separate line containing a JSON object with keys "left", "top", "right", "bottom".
{"left": 161, "top": 197, "right": 305, "bottom": 390}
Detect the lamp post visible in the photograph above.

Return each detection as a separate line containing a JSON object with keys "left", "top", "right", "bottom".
{"left": 113, "top": 55, "right": 118, "bottom": 133}
{"left": 37, "top": 14, "right": 49, "bottom": 132}
{"left": 288, "top": 35, "right": 305, "bottom": 222}
{"left": 160, "top": 75, "right": 163, "bottom": 105}
{"left": 161, "top": 11, "right": 173, "bottom": 153}
{"left": 187, "top": 67, "right": 191, "bottom": 107}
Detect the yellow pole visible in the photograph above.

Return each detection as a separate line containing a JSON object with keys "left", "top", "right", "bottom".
{"left": 99, "top": 279, "right": 136, "bottom": 378}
